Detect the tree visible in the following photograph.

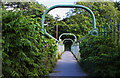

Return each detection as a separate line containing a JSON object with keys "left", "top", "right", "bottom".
{"left": 2, "top": 1, "right": 57, "bottom": 38}
{"left": 2, "top": 1, "right": 57, "bottom": 77}
{"left": 114, "top": 1, "right": 120, "bottom": 11}
{"left": 58, "top": 2, "right": 120, "bottom": 39}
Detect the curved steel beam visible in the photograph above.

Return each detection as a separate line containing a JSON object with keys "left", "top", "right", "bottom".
{"left": 63, "top": 38, "right": 74, "bottom": 43}
{"left": 59, "top": 33, "right": 77, "bottom": 41}
{"left": 41, "top": 5, "right": 96, "bottom": 41}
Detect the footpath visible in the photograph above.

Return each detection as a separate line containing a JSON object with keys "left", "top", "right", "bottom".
{"left": 49, "top": 51, "right": 87, "bottom": 77}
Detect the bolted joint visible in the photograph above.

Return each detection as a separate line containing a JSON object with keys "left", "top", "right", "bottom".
{"left": 59, "top": 39, "right": 62, "bottom": 42}
{"left": 41, "top": 28, "right": 47, "bottom": 34}
{"left": 74, "top": 39, "right": 77, "bottom": 42}
{"left": 90, "top": 28, "right": 98, "bottom": 36}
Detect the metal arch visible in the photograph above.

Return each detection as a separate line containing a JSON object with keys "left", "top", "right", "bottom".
{"left": 59, "top": 33, "right": 77, "bottom": 42}
{"left": 63, "top": 38, "right": 74, "bottom": 44}
{"left": 41, "top": 5, "right": 96, "bottom": 41}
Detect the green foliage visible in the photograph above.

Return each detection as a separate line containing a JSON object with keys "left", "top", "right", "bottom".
{"left": 2, "top": 1, "right": 56, "bottom": 37}
{"left": 57, "top": 2, "right": 120, "bottom": 40}
{"left": 114, "top": 1, "right": 120, "bottom": 11}
{"left": 79, "top": 35, "right": 120, "bottom": 77}
{"left": 75, "top": 2, "right": 119, "bottom": 25}
{"left": 58, "top": 53, "right": 61, "bottom": 59}
{"left": 2, "top": 1, "right": 120, "bottom": 77}
{"left": 2, "top": 10, "right": 57, "bottom": 77}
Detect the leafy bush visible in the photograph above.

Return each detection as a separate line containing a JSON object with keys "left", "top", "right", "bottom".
{"left": 79, "top": 35, "right": 120, "bottom": 77}
{"left": 2, "top": 10, "right": 57, "bottom": 77}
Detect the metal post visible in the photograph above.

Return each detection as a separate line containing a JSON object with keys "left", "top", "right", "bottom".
{"left": 117, "top": 24, "right": 119, "bottom": 45}
{"left": 101, "top": 25, "right": 102, "bottom": 37}
{"left": 107, "top": 24, "right": 108, "bottom": 37}
{"left": 104, "top": 24, "right": 105, "bottom": 37}
{"left": 110, "top": 24, "right": 112, "bottom": 37}
{"left": 98, "top": 26, "right": 100, "bottom": 34}
{"left": 114, "top": 23, "right": 116, "bottom": 42}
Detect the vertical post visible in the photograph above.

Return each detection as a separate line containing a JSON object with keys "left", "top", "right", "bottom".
{"left": 107, "top": 24, "right": 108, "bottom": 37}
{"left": 55, "top": 16, "right": 59, "bottom": 40}
{"left": 114, "top": 23, "right": 116, "bottom": 42}
{"left": 110, "top": 24, "right": 112, "bottom": 37}
{"left": 101, "top": 25, "right": 102, "bottom": 37}
{"left": 98, "top": 26, "right": 100, "bottom": 34}
{"left": 117, "top": 24, "right": 119, "bottom": 46}
{"left": 104, "top": 24, "right": 105, "bottom": 37}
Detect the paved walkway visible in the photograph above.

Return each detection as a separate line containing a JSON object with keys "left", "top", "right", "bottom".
{"left": 49, "top": 51, "right": 87, "bottom": 77}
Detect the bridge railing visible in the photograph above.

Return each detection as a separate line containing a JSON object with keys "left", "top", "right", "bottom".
{"left": 71, "top": 43, "right": 81, "bottom": 61}
{"left": 57, "top": 42, "right": 65, "bottom": 55}
{"left": 41, "top": 4, "right": 98, "bottom": 60}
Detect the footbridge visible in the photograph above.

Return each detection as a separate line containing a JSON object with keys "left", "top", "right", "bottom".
{"left": 41, "top": 4, "right": 98, "bottom": 76}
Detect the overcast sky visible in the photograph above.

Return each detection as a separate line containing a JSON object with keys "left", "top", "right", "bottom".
{"left": 36, "top": 0, "right": 120, "bottom": 20}
{"left": 37, "top": 0, "right": 80, "bottom": 20}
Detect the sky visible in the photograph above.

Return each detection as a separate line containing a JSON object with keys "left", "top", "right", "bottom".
{"left": 37, "top": 0, "right": 80, "bottom": 20}
{"left": 37, "top": 0, "right": 120, "bottom": 20}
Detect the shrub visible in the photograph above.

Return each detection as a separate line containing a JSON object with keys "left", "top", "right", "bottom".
{"left": 2, "top": 10, "right": 57, "bottom": 77}
{"left": 79, "top": 35, "right": 120, "bottom": 77}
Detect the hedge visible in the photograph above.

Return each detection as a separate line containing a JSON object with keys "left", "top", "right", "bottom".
{"left": 79, "top": 35, "right": 120, "bottom": 77}
{"left": 2, "top": 10, "right": 57, "bottom": 77}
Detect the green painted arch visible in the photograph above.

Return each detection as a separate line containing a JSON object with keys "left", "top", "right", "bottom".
{"left": 63, "top": 38, "right": 74, "bottom": 44}
{"left": 41, "top": 5, "right": 96, "bottom": 41}
{"left": 59, "top": 33, "right": 77, "bottom": 42}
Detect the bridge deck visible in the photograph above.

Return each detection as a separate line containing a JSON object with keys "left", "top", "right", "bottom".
{"left": 49, "top": 51, "right": 87, "bottom": 77}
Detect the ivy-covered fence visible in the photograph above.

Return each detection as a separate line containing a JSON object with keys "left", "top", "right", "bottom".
{"left": 98, "top": 24, "right": 120, "bottom": 45}
{"left": 79, "top": 24, "right": 120, "bottom": 77}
